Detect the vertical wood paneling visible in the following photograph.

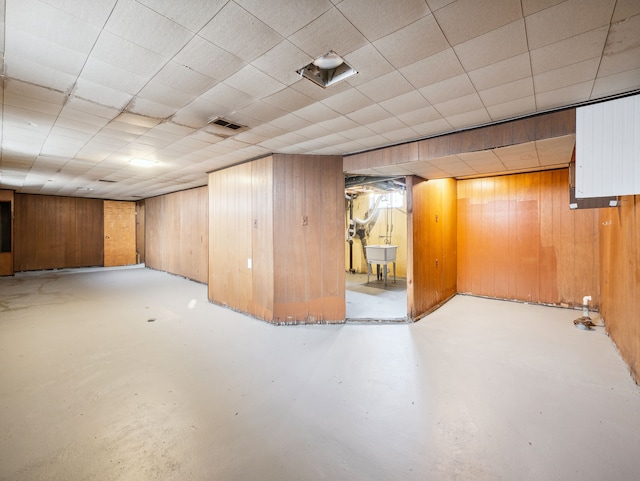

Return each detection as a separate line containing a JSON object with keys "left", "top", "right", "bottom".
{"left": 599, "top": 195, "right": 640, "bottom": 383}
{"left": 273, "top": 154, "right": 345, "bottom": 323}
{"left": 251, "top": 157, "right": 274, "bottom": 320}
{"left": 103, "top": 200, "right": 136, "bottom": 267}
{"left": 144, "top": 187, "right": 208, "bottom": 283}
{"left": 410, "top": 177, "right": 457, "bottom": 319}
{"left": 209, "top": 163, "right": 253, "bottom": 313}
{"left": 0, "top": 190, "right": 14, "bottom": 276}
{"left": 457, "top": 169, "right": 600, "bottom": 307}
{"left": 136, "top": 201, "right": 145, "bottom": 264}
{"left": 14, "top": 194, "right": 103, "bottom": 271}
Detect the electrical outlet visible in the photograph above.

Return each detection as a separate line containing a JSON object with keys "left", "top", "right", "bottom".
{"left": 302, "top": 216, "right": 308, "bottom": 226}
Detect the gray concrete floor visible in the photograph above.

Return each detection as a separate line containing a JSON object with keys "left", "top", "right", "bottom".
{"left": 346, "top": 272, "right": 407, "bottom": 321}
{"left": 1, "top": 266, "right": 639, "bottom": 481}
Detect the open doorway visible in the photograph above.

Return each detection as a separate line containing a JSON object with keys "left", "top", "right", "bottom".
{"left": 344, "top": 176, "right": 408, "bottom": 321}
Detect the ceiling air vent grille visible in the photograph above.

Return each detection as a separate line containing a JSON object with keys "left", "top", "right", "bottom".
{"left": 208, "top": 117, "right": 245, "bottom": 130}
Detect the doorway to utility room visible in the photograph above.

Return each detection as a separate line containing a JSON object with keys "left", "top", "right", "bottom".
{"left": 344, "top": 175, "right": 408, "bottom": 322}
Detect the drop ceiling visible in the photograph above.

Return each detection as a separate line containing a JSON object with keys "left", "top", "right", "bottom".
{"left": 1, "top": 0, "right": 639, "bottom": 200}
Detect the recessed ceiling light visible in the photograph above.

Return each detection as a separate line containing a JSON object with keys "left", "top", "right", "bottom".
{"left": 297, "top": 50, "right": 357, "bottom": 88}
{"left": 129, "top": 158, "right": 157, "bottom": 167}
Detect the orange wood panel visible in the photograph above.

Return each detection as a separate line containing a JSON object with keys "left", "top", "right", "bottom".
{"left": 492, "top": 176, "right": 510, "bottom": 299}
{"left": 0, "top": 190, "right": 14, "bottom": 276}
{"left": 136, "top": 201, "right": 145, "bottom": 264}
{"left": 599, "top": 195, "right": 639, "bottom": 383}
{"left": 457, "top": 169, "right": 600, "bottom": 307}
{"left": 103, "top": 200, "right": 136, "bottom": 267}
{"left": 251, "top": 156, "right": 274, "bottom": 321}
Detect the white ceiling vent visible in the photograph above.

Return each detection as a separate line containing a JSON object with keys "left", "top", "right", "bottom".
{"left": 204, "top": 117, "right": 248, "bottom": 138}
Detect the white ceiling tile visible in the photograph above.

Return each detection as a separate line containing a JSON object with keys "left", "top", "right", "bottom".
{"left": 533, "top": 57, "right": 600, "bottom": 93}
{"left": 317, "top": 116, "right": 360, "bottom": 133}
{"left": 223, "top": 65, "right": 286, "bottom": 99}
{"left": 293, "top": 103, "right": 341, "bottom": 124}
{"left": 366, "top": 117, "right": 409, "bottom": 135}
{"left": 253, "top": 40, "right": 312, "bottom": 86}
{"left": 4, "top": 79, "right": 67, "bottom": 108}
{"left": 445, "top": 107, "right": 491, "bottom": 129}
{"left": 169, "top": 97, "right": 220, "bottom": 129}
{"left": 73, "top": 78, "right": 133, "bottom": 110}
{"left": 320, "top": 88, "right": 374, "bottom": 115}
{"left": 4, "top": 54, "right": 78, "bottom": 92}
{"left": 153, "top": 61, "right": 219, "bottom": 97}
{"left": 534, "top": 135, "right": 575, "bottom": 166}
{"left": 264, "top": 89, "right": 316, "bottom": 113}
{"left": 356, "top": 71, "right": 414, "bottom": 103}
{"left": 598, "top": 45, "right": 640, "bottom": 78}
{"left": 535, "top": 81, "right": 594, "bottom": 110}
{"left": 199, "top": 2, "right": 282, "bottom": 62}
{"left": 294, "top": 124, "right": 333, "bottom": 140}
{"left": 346, "top": 104, "right": 392, "bottom": 125}
{"left": 62, "top": 97, "right": 120, "bottom": 121}
{"left": 337, "top": 0, "right": 431, "bottom": 41}
{"left": 5, "top": 26, "right": 86, "bottom": 77}
{"left": 419, "top": 74, "right": 475, "bottom": 105}
{"left": 600, "top": 13, "right": 640, "bottom": 72}
{"left": 200, "top": 83, "right": 255, "bottom": 113}
{"left": 454, "top": 19, "right": 527, "bottom": 71}
{"left": 105, "top": 0, "right": 192, "bottom": 57}
{"left": 521, "top": 0, "right": 565, "bottom": 16}
{"left": 397, "top": 106, "right": 442, "bottom": 125}
{"left": 91, "top": 30, "right": 166, "bottom": 78}
{"left": 269, "top": 113, "right": 312, "bottom": 132}
{"left": 8, "top": 0, "right": 100, "bottom": 53}
{"left": 374, "top": 14, "right": 449, "bottom": 68}
{"left": 611, "top": 0, "right": 640, "bottom": 22}
{"left": 479, "top": 77, "right": 534, "bottom": 106}
{"left": 236, "top": 0, "right": 332, "bottom": 37}
{"left": 525, "top": 0, "right": 616, "bottom": 50}
{"left": 434, "top": 0, "right": 522, "bottom": 46}
{"left": 136, "top": 81, "right": 196, "bottom": 110}
{"left": 382, "top": 126, "right": 419, "bottom": 143}
{"left": 127, "top": 98, "right": 176, "bottom": 120}
{"left": 379, "top": 91, "right": 431, "bottom": 116}
{"left": 530, "top": 26, "right": 608, "bottom": 75}
{"left": 288, "top": 7, "right": 368, "bottom": 58}
{"left": 426, "top": 0, "right": 456, "bottom": 11}
{"left": 487, "top": 96, "right": 537, "bottom": 121}
{"left": 80, "top": 57, "right": 148, "bottom": 95}
{"left": 173, "top": 35, "right": 244, "bottom": 82}
{"left": 136, "top": 0, "right": 227, "bottom": 31}
{"left": 400, "top": 48, "right": 465, "bottom": 89}
{"left": 340, "top": 125, "right": 376, "bottom": 141}
{"left": 592, "top": 67, "right": 640, "bottom": 98}
{"left": 410, "top": 118, "right": 451, "bottom": 137}
{"left": 468, "top": 52, "right": 532, "bottom": 91}
{"left": 342, "top": 44, "right": 395, "bottom": 87}
{"left": 457, "top": 150, "right": 504, "bottom": 167}
{"left": 234, "top": 100, "right": 286, "bottom": 124}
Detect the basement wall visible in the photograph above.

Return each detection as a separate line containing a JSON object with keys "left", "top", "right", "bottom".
{"left": 144, "top": 186, "right": 208, "bottom": 283}
{"left": 599, "top": 195, "right": 640, "bottom": 383}
{"left": 208, "top": 154, "right": 345, "bottom": 324}
{"left": 457, "top": 169, "right": 600, "bottom": 308}
{"left": 14, "top": 194, "right": 104, "bottom": 271}
{"left": 407, "top": 177, "right": 457, "bottom": 320}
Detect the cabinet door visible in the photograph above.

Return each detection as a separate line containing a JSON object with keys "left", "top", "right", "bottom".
{"left": 104, "top": 200, "right": 136, "bottom": 267}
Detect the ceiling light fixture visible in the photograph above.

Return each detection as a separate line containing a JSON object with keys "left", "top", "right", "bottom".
{"left": 129, "top": 158, "right": 157, "bottom": 167}
{"left": 297, "top": 50, "right": 357, "bottom": 88}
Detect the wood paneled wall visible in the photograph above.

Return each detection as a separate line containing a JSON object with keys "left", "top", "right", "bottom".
{"left": 407, "top": 177, "right": 457, "bottom": 319}
{"left": 145, "top": 186, "right": 208, "bottom": 283}
{"left": 209, "top": 154, "right": 345, "bottom": 324}
{"left": 209, "top": 161, "right": 258, "bottom": 314}
{"left": 272, "top": 154, "right": 345, "bottom": 323}
{"left": 599, "top": 195, "right": 640, "bottom": 383}
{"left": 0, "top": 190, "right": 14, "bottom": 276}
{"left": 14, "top": 194, "right": 103, "bottom": 271}
{"left": 457, "top": 169, "right": 600, "bottom": 307}
{"left": 345, "top": 109, "right": 575, "bottom": 172}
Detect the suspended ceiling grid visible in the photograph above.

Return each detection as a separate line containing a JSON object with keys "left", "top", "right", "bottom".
{"left": 1, "top": 0, "right": 639, "bottom": 200}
